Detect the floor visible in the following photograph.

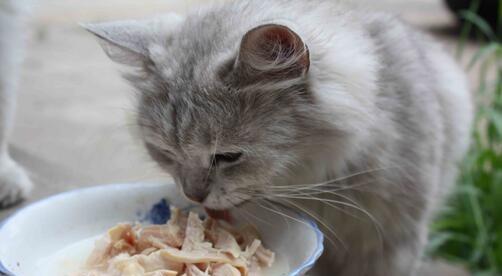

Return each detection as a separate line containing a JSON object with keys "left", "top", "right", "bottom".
{"left": 0, "top": 1, "right": 477, "bottom": 274}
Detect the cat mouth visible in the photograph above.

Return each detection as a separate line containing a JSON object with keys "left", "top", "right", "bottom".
{"left": 204, "top": 208, "right": 232, "bottom": 222}
{"left": 204, "top": 198, "right": 250, "bottom": 222}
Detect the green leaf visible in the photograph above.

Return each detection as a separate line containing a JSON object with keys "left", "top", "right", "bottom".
{"left": 473, "top": 271, "right": 497, "bottom": 276}
{"left": 428, "top": 2, "right": 501, "bottom": 273}
{"left": 459, "top": 10, "right": 497, "bottom": 41}
{"left": 484, "top": 108, "right": 502, "bottom": 137}
{"left": 468, "top": 43, "right": 500, "bottom": 70}
{"left": 428, "top": 232, "right": 454, "bottom": 253}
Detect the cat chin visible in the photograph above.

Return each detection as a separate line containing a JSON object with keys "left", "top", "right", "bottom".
{"left": 202, "top": 194, "right": 249, "bottom": 211}
{"left": 203, "top": 200, "right": 248, "bottom": 223}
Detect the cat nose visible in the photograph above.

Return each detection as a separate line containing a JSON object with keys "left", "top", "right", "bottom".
{"left": 179, "top": 169, "right": 211, "bottom": 203}
{"left": 184, "top": 188, "right": 210, "bottom": 203}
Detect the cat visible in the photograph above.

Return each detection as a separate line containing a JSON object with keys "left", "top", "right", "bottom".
{"left": 84, "top": 0, "right": 473, "bottom": 275}
{"left": 0, "top": 0, "right": 33, "bottom": 208}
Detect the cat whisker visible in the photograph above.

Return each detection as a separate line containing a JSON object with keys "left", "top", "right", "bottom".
{"left": 240, "top": 178, "right": 374, "bottom": 200}
{"left": 269, "top": 198, "right": 347, "bottom": 250}
{"left": 265, "top": 179, "right": 376, "bottom": 195}
{"left": 268, "top": 188, "right": 369, "bottom": 222}
{"left": 232, "top": 199, "right": 275, "bottom": 227}
{"left": 204, "top": 131, "right": 219, "bottom": 185}
{"left": 265, "top": 192, "right": 384, "bottom": 247}
{"left": 267, "top": 166, "right": 401, "bottom": 191}
{"left": 257, "top": 198, "right": 293, "bottom": 231}
{"left": 241, "top": 184, "right": 384, "bottom": 251}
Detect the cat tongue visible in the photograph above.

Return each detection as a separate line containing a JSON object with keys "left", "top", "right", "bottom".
{"left": 205, "top": 208, "right": 232, "bottom": 223}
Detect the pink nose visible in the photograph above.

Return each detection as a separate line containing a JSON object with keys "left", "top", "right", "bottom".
{"left": 184, "top": 189, "right": 209, "bottom": 203}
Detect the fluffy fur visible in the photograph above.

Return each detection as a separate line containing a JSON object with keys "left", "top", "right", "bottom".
{"left": 0, "top": 0, "right": 33, "bottom": 208}
{"left": 86, "top": 1, "right": 473, "bottom": 275}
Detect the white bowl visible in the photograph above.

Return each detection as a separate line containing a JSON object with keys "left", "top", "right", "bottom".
{"left": 0, "top": 182, "right": 323, "bottom": 276}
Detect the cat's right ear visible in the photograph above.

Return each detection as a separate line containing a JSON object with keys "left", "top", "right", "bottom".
{"left": 236, "top": 24, "right": 310, "bottom": 80}
{"left": 81, "top": 14, "right": 184, "bottom": 67}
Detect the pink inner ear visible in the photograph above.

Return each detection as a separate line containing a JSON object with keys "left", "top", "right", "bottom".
{"left": 240, "top": 24, "right": 310, "bottom": 74}
{"left": 260, "top": 27, "right": 298, "bottom": 60}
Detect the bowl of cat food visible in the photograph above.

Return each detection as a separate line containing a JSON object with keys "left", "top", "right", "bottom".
{"left": 0, "top": 182, "right": 324, "bottom": 276}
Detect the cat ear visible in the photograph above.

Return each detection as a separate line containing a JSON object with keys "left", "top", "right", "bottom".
{"left": 237, "top": 24, "right": 310, "bottom": 79}
{"left": 81, "top": 14, "right": 184, "bottom": 67}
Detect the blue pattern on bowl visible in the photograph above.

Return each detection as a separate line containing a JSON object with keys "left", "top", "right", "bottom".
{"left": 141, "top": 198, "right": 171, "bottom": 224}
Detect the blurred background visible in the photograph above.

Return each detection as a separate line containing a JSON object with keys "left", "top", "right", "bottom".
{"left": 0, "top": 0, "right": 500, "bottom": 275}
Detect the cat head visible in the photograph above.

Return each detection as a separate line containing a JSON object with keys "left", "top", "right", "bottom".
{"left": 84, "top": 14, "right": 339, "bottom": 209}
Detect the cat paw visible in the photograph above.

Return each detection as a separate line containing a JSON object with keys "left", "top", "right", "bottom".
{"left": 0, "top": 156, "right": 32, "bottom": 208}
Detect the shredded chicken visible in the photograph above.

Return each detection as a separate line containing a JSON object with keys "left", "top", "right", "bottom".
{"left": 77, "top": 208, "right": 275, "bottom": 276}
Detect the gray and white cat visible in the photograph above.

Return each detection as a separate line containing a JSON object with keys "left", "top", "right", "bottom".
{"left": 85, "top": 0, "right": 473, "bottom": 275}
{"left": 0, "top": 0, "right": 33, "bottom": 208}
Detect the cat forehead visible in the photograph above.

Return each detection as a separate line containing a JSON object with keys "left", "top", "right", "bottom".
{"left": 141, "top": 85, "right": 285, "bottom": 145}
{"left": 152, "top": 31, "right": 238, "bottom": 83}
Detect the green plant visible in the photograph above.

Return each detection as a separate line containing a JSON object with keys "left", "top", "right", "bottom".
{"left": 429, "top": 2, "right": 502, "bottom": 275}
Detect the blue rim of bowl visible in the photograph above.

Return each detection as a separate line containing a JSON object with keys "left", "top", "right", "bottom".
{"left": 0, "top": 182, "right": 324, "bottom": 275}
{"left": 290, "top": 218, "right": 324, "bottom": 276}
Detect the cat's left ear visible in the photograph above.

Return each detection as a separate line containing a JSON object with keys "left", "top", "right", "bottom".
{"left": 237, "top": 24, "right": 310, "bottom": 79}
{"left": 82, "top": 14, "right": 184, "bottom": 67}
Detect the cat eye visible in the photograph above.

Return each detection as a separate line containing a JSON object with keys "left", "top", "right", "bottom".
{"left": 212, "top": 152, "right": 243, "bottom": 166}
